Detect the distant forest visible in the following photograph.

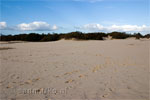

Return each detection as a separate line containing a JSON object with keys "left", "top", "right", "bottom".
{"left": 0, "top": 31, "right": 150, "bottom": 42}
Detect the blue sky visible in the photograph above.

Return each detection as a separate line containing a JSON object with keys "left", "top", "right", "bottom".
{"left": 0, "top": 0, "right": 149, "bottom": 34}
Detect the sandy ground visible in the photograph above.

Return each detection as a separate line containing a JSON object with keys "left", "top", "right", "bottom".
{"left": 0, "top": 39, "right": 149, "bottom": 100}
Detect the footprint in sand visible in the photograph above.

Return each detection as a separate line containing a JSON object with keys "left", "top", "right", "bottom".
{"left": 12, "top": 82, "right": 17, "bottom": 83}
{"left": 25, "top": 80, "right": 32, "bottom": 84}
{"left": 101, "top": 88, "right": 114, "bottom": 98}
{"left": 33, "top": 78, "right": 40, "bottom": 81}
{"left": 54, "top": 75, "right": 60, "bottom": 78}
{"left": 78, "top": 74, "right": 87, "bottom": 78}
{"left": 10, "top": 74, "right": 16, "bottom": 79}
{"left": 10, "top": 74, "right": 20, "bottom": 79}
{"left": 64, "top": 70, "right": 79, "bottom": 75}
{"left": 108, "top": 88, "right": 115, "bottom": 92}
{"left": 24, "top": 78, "right": 40, "bottom": 84}
{"left": 19, "top": 83, "right": 24, "bottom": 86}
{"left": 127, "top": 86, "right": 131, "bottom": 89}
{"left": 6, "top": 85, "right": 13, "bottom": 89}
{"left": 102, "top": 93, "right": 109, "bottom": 98}
{"left": 65, "top": 79, "right": 75, "bottom": 83}
{"left": 79, "top": 75, "right": 84, "bottom": 78}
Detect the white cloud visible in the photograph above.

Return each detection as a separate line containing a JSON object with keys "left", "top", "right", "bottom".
{"left": 17, "top": 21, "right": 58, "bottom": 31}
{"left": 78, "top": 23, "right": 104, "bottom": 31}
{"left": 1, "top": 21, "right": 149, "bottom": 33}
{"left": 51, "top": 25, "right": 58, "bottom": 30}
{"left": 76, "top": 24, "right": 150, "bottom": 32}
{"left": 0, "top": 22, "right": 7, "bottom": 29}
{"left": 108, "top": 25, "right": 148, "bottom": 32}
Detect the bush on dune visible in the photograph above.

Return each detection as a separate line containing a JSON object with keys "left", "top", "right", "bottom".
{"left": 133, "top": 33, "right": 143, "bottom": 39}
{"left": 144, "top": 34, "right": 150, "bottom": 38}
{"left": 108, "top": 32, "right": 130, "bottom": 39}
{"left": 41, "top": 34, "right": 60, "bottom": 41}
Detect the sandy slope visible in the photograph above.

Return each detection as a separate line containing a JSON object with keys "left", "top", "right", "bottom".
{"left": 0, "top": 39, "right": 149, "bottom": 100}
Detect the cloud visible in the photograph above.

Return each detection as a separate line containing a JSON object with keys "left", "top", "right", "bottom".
{"left": 17, "top": 21, "right": 58, "bottom": 31}
{"left": 76, "top": 24, "right": 104, "bottom": 31}
{"left": 51, "top": 25, "right": 58, "bottom": 30}
{"left": 1, "top": 21, "right": 149, "bottom": 33}
{"left": 0, "top": 22, "right": 7, "bottom": 30}
{"left": 76, "top": 23, "right": 150, "bottom": 32}
{"left": 107, "top": 25, "right": 149, "bottom": 32}
{"left": 0, "top": 21, "right": 58, "bottom": 31}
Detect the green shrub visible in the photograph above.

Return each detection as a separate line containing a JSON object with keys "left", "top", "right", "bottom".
{"left": 108, "top": 32, "right": 130, "bottom": 39}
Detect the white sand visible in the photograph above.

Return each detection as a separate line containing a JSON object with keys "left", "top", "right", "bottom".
{"left": 0, "top": 39, "right": 149, "bottom": 100}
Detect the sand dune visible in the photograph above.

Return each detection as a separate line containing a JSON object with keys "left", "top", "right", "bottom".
{"left": 0, "top": 39, "right": 149, "bottom": 100}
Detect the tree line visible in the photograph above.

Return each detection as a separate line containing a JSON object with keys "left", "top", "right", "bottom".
{"left": 0, "top": 31, "right": 150, "bottom": 42}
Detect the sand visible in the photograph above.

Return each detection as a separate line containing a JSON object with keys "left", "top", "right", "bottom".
{"left": 0, "top": 39, "right": 149, "bottom": 100}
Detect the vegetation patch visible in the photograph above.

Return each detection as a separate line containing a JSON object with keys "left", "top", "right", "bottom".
{"left": 0, "top": 31, "right": 149, "bottom": 42}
